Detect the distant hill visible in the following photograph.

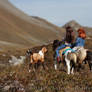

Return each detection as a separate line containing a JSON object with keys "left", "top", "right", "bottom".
{"left": 0, "top": 0, "right": 65, "bottom": 51}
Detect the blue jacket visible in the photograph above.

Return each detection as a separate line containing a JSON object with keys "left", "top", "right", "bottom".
{"left": 75, "top": 37, "right": 85, "bottom": 47}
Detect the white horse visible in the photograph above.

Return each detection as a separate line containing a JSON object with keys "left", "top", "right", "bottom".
{"left": 54, "top": 49, "right": 77, "bottom": 74}
{"left": 64, "top": 50, "right": 77, "bottom": 74}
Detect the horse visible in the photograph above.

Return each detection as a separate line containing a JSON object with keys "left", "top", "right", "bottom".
{"left": 84, "top": 50, "right": 92, "bottom": 71}
{"left": 53, "top": 40, "right": 77, "bottom": 74}
{"left": 27, "top": 47, "right": 47, "bottom": 72}
{"left": 71, "top": 45, "right": 87, "bottom": 72}
{"left": 73, "top": 47, "right": 87, "bottom": 69}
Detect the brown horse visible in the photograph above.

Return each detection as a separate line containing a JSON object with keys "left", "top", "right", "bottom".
{"left": 29, "top": 47, "right": 47, "bottom": 72}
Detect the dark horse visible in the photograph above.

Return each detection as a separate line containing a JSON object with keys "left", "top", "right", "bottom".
{"left": 85, "top": 51, "right": 92, "bottom": 71}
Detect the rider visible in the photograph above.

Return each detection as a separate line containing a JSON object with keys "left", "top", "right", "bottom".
{"left": 72, "top": 28, "right": 86, "bottom": 51}
{"left": 56, "top": 26, "right": 75, "bottom": 62}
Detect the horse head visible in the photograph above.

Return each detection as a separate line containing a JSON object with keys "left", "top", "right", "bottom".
{"left": 42, "top": 47, "right": 48, "bottom": 53}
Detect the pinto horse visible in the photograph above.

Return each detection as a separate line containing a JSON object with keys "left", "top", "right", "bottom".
{"left": 53, "top": 40, "right": 77, "bottom": 74}
{"left": 27, "top": 47, "right": 47, "bottom": 72}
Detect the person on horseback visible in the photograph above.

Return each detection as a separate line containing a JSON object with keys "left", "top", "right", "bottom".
{"left": 56, "top": 26, "right": 75, "bottom": 62}
{"left": 73, "top": 28, "right": 86, "bottom": 51}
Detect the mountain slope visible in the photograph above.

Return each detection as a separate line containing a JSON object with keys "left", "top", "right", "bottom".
{"left": 0, "top": 0, "right": 65, "bottom": 51}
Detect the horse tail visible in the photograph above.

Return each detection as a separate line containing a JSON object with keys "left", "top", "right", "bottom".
{"left": 26, "top": 49, "right": 33, "bottom": 56}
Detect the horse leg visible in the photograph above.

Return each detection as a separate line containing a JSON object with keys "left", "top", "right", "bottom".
{"left": 71, "top": 60, "right": 76, "bottom": 74}
{"left": 89, "top": 64, "right": 92, "bottom": 71}
{"left": 32, "top": 62, "right": 37, "bottom": 72}
{"left": 29, "top": 56, "right": 34, "bottom": 72}
{"left": 54, "top": 58, "right": 58, "bottom": 70}
{"left": 87, "top": 60, "right": 92, "bottom": 71}
{"left": 65, "top": 58, "right": 71, "bottom": 74}
{"left": 89, "top": 63, "right": 92, "bottom": 71}
{"left": 90, "top": 64, "right": 92, "bottom": 71}
{"left": 42, "top": 62, "right": 45, "bottom": 70}
{"left": 54, "top": 61, "right": 57, "bottom": 70}
{"left": 54, "top": 64, "right": 57, "bottom": 70}
{"left": 71, "top": 67, "right": 74, "bottom": 74}
{"left": 35, "top": 63, "right": 38, "bottom": 69}
{"left": 29, "top": 63, "right": 32, "bottom": 72}
{"left": 77, "top": 62, "right": 82, "bottom": 72}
